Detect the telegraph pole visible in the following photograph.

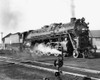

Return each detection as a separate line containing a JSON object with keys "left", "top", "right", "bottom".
{"left": 0, "top": 32, "right": 3, "bottom": 49}
{"left": 1, "top": 32, "right": 3, "bottom": 44}
{"left": 71, "top": 0, "right": 75, "bottom": 17}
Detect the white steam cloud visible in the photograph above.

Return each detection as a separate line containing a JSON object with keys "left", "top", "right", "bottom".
{"left": 34, "top": 43, "right": 61, "bottom": 55}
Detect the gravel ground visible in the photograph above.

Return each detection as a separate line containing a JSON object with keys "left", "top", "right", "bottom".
{"left": 0, "top": 50, "right": 100, "bottom": 79}
{"left": 0, "top": 61, "right": 85, "bottom": 80}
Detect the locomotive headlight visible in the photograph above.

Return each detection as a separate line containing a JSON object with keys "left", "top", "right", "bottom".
{"left": 82, "top": 28, "right": 85, "bottom": 30}
{"left": 90, "top": 49, "right": 95, "bottom": 53}
{"left": 82, "top": 28, "right": 85, "bottom": 31}
{"left": 82, "top": 28, "right": 88, "bottom": 31}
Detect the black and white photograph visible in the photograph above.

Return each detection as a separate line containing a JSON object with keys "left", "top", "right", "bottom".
{"left": 0, "top": 0, "right": 100, "bottom": 80}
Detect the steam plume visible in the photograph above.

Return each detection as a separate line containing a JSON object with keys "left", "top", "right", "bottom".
{"left": 0, "top": 0, "right": 20, "bottom": 33}
{"left": 34, "top": 43, "right": 61, "bottom": 55}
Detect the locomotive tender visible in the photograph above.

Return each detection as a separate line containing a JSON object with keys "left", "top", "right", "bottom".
{"left": 2, "top": 17, "right": 96, "bottom": 58}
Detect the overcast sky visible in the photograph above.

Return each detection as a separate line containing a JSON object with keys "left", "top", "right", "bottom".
{"left": 0, "top": 0, "right": 100, "bottom": 42}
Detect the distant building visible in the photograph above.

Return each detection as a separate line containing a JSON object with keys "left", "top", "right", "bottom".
{"left": 90, "top": 30, "right": 100, "bottom": 50}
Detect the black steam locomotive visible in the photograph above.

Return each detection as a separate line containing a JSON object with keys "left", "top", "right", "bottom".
{"left": 2, "top": 17, "right": 96, "bottom": 58}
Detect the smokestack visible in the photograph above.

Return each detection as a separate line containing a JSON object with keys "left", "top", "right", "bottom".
{"left": 70, "top": 17, "right": 76, "bottom": 23}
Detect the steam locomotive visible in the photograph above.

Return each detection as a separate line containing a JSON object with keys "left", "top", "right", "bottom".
{"left": 2, "top": 17, "right": 96, "bottom": 58}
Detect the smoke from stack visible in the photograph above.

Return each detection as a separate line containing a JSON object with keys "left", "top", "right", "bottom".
{"left": 0, "top": 0, "right": 20, "bottom": 35}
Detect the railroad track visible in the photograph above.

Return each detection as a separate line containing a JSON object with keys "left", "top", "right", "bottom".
{"left": 0, "top": 56, "right": 100, "bottom": 80}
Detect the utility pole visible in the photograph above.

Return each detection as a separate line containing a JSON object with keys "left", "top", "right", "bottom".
{"left": 0, "top": 32, "right": 4, "bottom": 49}
{"left": 1, "top": 32, "right": 3, "bottom": 44}
{"left": 71, "top": 0, "right": 75, "bottom": 17}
